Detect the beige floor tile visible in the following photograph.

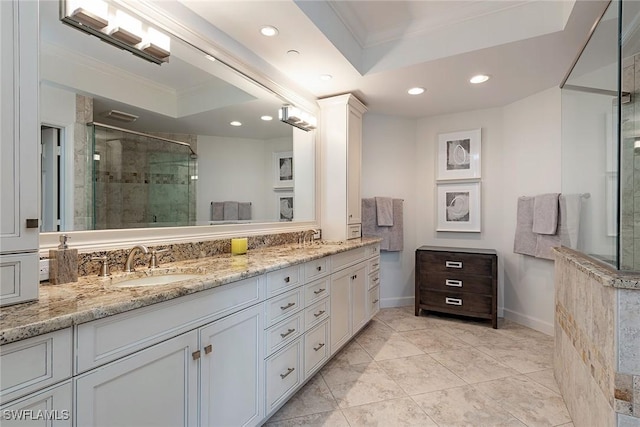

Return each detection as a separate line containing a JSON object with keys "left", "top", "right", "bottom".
{"left": 475, "top": 336, "right": 554, "bottom": 374}
{"left": 264, "top": 410, "right": 350, "bottom": 427}
{"left": 525, "top": 369, "right": 562, "bottom": 395}
{"left": 429, "top": 347, "right": 519, "bottom": 384}
{"left": 356, "top": 331, "right": 425, "bottom": 361}
{"left": 321, "top": 360, "right": 406, "bottom": 408}
{"left": 375, "top": 308, "right": 440, "bottom": 332}
{"left": 268, "top": 375, "right": 338, "bottom": 422}
{"left": 439, "top": 322, "right": 516, "bottom": 347}
{"left": 341, "top": 396, "right": 437, "bottom": 426}
{"left": 496, "top": 319, "right": 554, "bottom": 342}
{"left": 400, "top": 328, "right": 471, "bottom": 353}
{"left": 322, "top": 340, "right": 373, "bottom": 369}
{"left": 378, "top": 354, "right": 466, "bottom": 395}
{"left": 411, "top": 385, "right": 527, "bottom": 426}
{"left": 474, "top": 375, "right": 572, "bottom": 426}
{"left": 556, "top": 423, "right": 574, "bottom": 427}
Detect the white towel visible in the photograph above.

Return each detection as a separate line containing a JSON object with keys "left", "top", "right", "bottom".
{"left": 513, "top": 197, "right": 537, "bottom": 257}
{"left": 558, "top": 194, "right": 581, "bottom": 249}
{"left": 532, "top": 193, "right": 559, "bottom": 234}
{"left": 223, "top": 201, "right": 239, "bottom": 221}
{"left": 375, "top": 197, "right": 394, "bottom": 226}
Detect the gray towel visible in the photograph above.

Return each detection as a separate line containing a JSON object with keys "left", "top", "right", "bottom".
{"left": 532, "top": 193, "right": 559, "bottom": 234}
{"left": 375, "top": 197, "right": 394, "bottom": 226}
{"left": 513, "top": 197, "right": 537, "bottom": 257}
{"left": 362, "top": 198, "right": 404, "bottom": 251}
{"left": 238, "top": 202, "right": 252, "bottom": 221}
{"left": 211, "top": 202, "right": 224, "bottom": 221}
{"left": 558, "top": 194, "right": 581, "bottom": 249}
{"left": 223, "top": 201, "right": 239, "bottom": 221}
{"left": 535, "top": 234, "right": 560, "bottom": 260}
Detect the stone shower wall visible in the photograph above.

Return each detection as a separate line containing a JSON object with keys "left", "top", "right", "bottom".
{"left": 73, "top": 94, "right": 93, "bottom": 230}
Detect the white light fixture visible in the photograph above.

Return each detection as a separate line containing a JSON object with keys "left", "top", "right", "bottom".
{"left": 61, "top": 0, "right": 171, "bottom": 64}
{"left": 261, "top": 115, "right": 273, "bottom": 121}
{"left": 470, "top": 74, "right": 490, "bottom": 84}
{"left": 230, "top": 121, "right": 242, "bottom": 127}
{"left": 260, "top": 25, "right": 279, "bottom": 37}
{"left": 408, "top": 87, "right": 425, "bottom": 95}
{"left": 319, "top": 74, "right": 333, "bottom": 81}
{"left": 279, "top": 105, "right": 317, "bottom": 132}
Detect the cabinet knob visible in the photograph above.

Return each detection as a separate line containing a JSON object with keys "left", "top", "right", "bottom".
{"left": 316, "top": 266, "right": 322, "bottom": 271}
{"left": 284, "top": 276, "right": 290, "bottom": 283}
{"left": 204, "top": 344, "right": 213, "bottom": 355}
{"left": 192, "top": 350, "right": 201, "bottom": 360}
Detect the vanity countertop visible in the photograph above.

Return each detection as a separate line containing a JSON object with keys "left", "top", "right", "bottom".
{"left": 0, "top": 238, "right": 381, "bottom": 345}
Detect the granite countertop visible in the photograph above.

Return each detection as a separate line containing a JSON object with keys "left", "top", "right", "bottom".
{"left": 554, "top": 247, "right": 640, "bottom": 290}
{"left": 0, "top": 238, "right": 381, "bottom": 345}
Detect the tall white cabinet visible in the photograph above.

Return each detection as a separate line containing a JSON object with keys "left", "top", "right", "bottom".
{"left": 0, "top": 0, "right": 40, "bottom": 306}
{"left": 319, "top": 94, "right": 367, "bottom": 241}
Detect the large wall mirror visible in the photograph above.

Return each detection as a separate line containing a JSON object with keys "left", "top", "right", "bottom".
{"left": 38, "top": 0, "right": 317, "bottom": 249}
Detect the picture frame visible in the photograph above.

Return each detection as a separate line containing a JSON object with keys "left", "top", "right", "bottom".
{"left": 276, "top": 192, "right": 294, "bottom": 222}
{"left": 437, "top": 129, "right": 481, "bottom": 181}
{"left": 273, "top": 151, "right": 293, "bottom": 188}
{"left": 436, "top": 181, "right": 481, "bottom": 232}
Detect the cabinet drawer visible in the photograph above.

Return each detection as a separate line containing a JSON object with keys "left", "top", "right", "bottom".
{"left": 265, "top": 312, "right": 304, "bottom": 357}
{"left": 304, "top": 257, "right": 330, "bottom": 282}
{"left": 420, "top": 290, "right": 492, "bottom": 315}
{"left": 265, "top": 287, "right": 303, "bottom": 328}
{"left": 332, "top": 247, "right": 366, "bottom": 272}
{"left": 366, "top": 244, "right": 380, "bottom": 258}
{"left": 0, "top": 328, "right": 72, "bottom": 404}
{"left": 266, "top": 265, "right": 301, "bottom": 298}
{"left": 304, "top": 320, "right": 329, "bottom": 378}
{"left": 368, "top": 270, "right": 380, "bottom": 290}
{"left": 417, "top": 252, "right": 494, "bottom": 276}
{"left": 304, "top": 277, "right": 330, "bottom": 306}
{"left": 265, "top": 339, "right": 302, "bottom": 414}
{"left": 368, "top": 286, "right": 380, "bottom": 318}
{"left": 419, "top": 272, "right": 492, "bottom": 295}
{"left": 368, "top": 256, "right": 380, "bottom": 274}
{"left": 347, "top": 224, "right": 362, "bottom": 239}
{"left": 304, "top": 298, "right": 329, "bottom": 331}
{"left": 0, "top": 252, "right": 39, "bottom": 307}
{"left": 0, "top": 380, "right": 72, "bottom": 426}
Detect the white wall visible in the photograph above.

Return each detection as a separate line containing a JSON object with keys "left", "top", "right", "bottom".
{"left": 361, "top": 87, "right": 562, "bottom": 334}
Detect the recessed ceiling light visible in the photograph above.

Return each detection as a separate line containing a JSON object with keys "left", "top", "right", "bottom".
{"left": 470, "top": 74, "right": 490, "bottom": 84}
{"left": 407, "top": 87, "right": 425, "bottom": 95}
{"left": 261, "top": 115, "right": 273, "bottom": 121}
{"left": 230, "top": 121, "right": 242, "bottom": 127}
{"left": 205, "top": 54, "right": 216, "bottom": 62}
{"left": 319, "top": 74, "right": 333, "bottom": 81}
{"left": 260, "top": 25, "right": 279, "bottom": 37}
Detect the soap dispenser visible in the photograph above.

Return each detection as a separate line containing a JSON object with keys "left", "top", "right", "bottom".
{"left": 49, "top": 234, "right": 78, "bottom": 285}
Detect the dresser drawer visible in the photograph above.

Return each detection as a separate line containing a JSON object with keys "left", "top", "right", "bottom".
{"left": 368, "top": 256, "right": 380, "bottom": 274}
{"left": 304, "top": 257, "right": 330, "bottom": 282}
{"left": 265, "top": 287, "right": 303, "bottom": 328}
{"left": 368, "top": 286, "right": 380, "bottom": 318}
{"left": 304, "top": 277, "right": 330, "bottom": 306}
{"left": 265, "top": 339, "right": 302, "bottom": 414}
{"left": 420, "top": 289, "right": 492, "bottom": 315}
{"left": 368, "top": 269, "right": 380, "bottom": 290}
{"left": 304, "top": 320, "right": 329, "bottom": 378}
{"left": 417, "top": 252, "right": 494, "bottom": 276}
{"left": 419, "top": 272, "right": 492, "bottom": 294}
{"left": 266, "top": 265, "right": 301, "bottom": 298}
{"left": 265, "top": 312, "right": 304, "bottom": 357}
{"left": 304, "top": 298, "right": 329, "bottom": 331}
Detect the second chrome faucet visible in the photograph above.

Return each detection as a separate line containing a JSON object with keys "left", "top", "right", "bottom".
{"left": 124, "top": 245, "right": 149, "bottom": 273}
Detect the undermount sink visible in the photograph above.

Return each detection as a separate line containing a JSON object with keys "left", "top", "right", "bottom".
{"left": 112, "top": 273, "right": 202, "bottom": 288}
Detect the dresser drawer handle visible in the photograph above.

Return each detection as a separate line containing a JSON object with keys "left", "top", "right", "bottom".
{"left": 280, "top": 367, "right": 295, "bottom": 379}
{"left": 280, "top": 328, "right": 296, "bottom": 338}
{"left": 445, "top": 297, "right": 462, "bottom": 306}
{"left": 280, "top": 302, "right": 296, "bottom": 310}
{"left": 313, "top": 310, "right": 326, "bottom": 318}
{"left": 445, "top": 261, "right": 463, "bottom": 269}
{"left": 445, "top": 279, "right": 463, "bottom": 287}
{"left": 313, "top": 343, "right": 325, "bottom": 352}
{"left": 313, "top": 288, "right": 326, "bottom": 295}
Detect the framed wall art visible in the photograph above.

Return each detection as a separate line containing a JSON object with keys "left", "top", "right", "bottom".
{"left": 276, "top": 192, "right": 294, "bottom": 222}
{"left": 437, "top": 129, "right": 481, "bottom": 181}
{"left": 436, "top": 181, "right": 481, "bottom": 232}
{"left": 273, "top": 151, "right": 293, "bottom": 188}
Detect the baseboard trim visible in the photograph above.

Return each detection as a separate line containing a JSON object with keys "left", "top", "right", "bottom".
{"left": 502, "top": 308, "right": 554, "bottom": 336}
{"left": 381, "top": 296, "right": 414, "bottom": 309}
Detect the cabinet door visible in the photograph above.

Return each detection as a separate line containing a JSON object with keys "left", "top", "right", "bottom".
{"left": 330, "top": 268, "right": 352, "bottom": 355}
{"left": 351, "top": 264, "right": 368, "bottom": 334}
{"left": 0, "top": 0, "right": 39, "bottom": 253}
{"left": 0, "top": 381, "right": 72, "bottom": 427}
{"left": 75, "top": 331, "right": 198, "bottom": 427}
{"left": 346, "top": 107, "right": 362, "bottom": 225}
{"left": 200, "top": 304, "right": 264, "bottom": 427}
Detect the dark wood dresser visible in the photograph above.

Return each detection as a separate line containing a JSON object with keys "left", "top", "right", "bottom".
{"left": 415, "top": 246, "right": 498, "bottom": 328}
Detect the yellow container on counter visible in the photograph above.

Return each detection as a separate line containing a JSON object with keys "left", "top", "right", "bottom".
{"left": 231, "top": 237, "right": 248, "bottom": 255}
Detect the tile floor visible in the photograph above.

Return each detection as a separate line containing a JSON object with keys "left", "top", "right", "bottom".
{"left": 264, "top": 306, "right": 572, "bottom": 427}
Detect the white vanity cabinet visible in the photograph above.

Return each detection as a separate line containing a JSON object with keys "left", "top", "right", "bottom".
{"left": 0, "top": 381, "right": 73, "bottom": 427}
{"left": 0, "top": 0, "right": 39, "bottom": 306}
{"left": 319, "top": 94, "right": 368, "bottom": 241}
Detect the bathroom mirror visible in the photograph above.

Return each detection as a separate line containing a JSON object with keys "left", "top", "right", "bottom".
{"left": 38, "top": 0, "right": 317, "bottom": 236}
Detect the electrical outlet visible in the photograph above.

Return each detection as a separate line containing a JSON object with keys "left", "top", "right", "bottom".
{"left": 312, "top": 230, "right": 321, "bottom": 240}
{"left": 39, "top": 259, "right": 50, "bottom": 282}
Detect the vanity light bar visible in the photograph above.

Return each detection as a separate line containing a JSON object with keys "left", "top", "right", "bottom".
{"left": 279, "top": 105, "right": 317, "bottom": 132}
{"left": 60, "top": 0, "right": 170, "bottom": 65}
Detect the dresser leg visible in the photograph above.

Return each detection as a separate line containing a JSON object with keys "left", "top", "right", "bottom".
{"left": 415, "top": 307, "right": 420, "bottom": 316}
{"left": 492, "top": 315, "right": 498, "bottom": 329}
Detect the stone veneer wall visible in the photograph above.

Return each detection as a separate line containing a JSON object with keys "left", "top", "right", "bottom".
{"left": 554, "top": 248, "right": 640, "bottom": 427}
{"left": 73, "top": 95, "right": 93, "bottom": 230}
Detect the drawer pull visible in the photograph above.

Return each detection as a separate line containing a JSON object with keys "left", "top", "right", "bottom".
{"left": 313, "top": 288, "right": 326, "bottom": 295}
{"left": 445, "top": 279, "right": 463, "bottom": 287}
{"left": 351, "top": 274, "right": 358, "bottom": 280}
{"left": 317, "top": 266, "right": 322, "bottom": 271}
{"left": 445, "top": 261, "right": 463, "bottom": 269}
{"left": 373, "top": 277, "right": 380, "bottom": 283}
{"left": 372, "top": 263, "right": 379, "bottom": 269}
{"left": 204, "top": 345, "right": 213, "bottom": 355}
{"left": 280, "top": 328, "right": 296, "bottom": 338}
{"left": 313, "top": 343, "right": 325, "bottom": 352}
{"left": 280, "top": 302, "right": 296, "bottom": 310}
{"left": 372, "top": 299, "right": 379, "bottom": 304}
{"left": 192, "top": 350, "right": 201, "bottom": 361}
{"left": 313, "top": 310, "right": 326, "bottom": 318}
{"left": 284, "top": 276, "right": 290, "bottom": 283}
{"left": 280, "top": 367, "right": 295, "bottom": 379}
{"left": 445, "top": 297, "right": 462, "bottom": 306}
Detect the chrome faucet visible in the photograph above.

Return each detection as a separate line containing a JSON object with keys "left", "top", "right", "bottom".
{"left": 124, "top": 245, "right": 150, "bottom": 272}
{"left": 300, "top": 229, "right": 320, "bottom": 246}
